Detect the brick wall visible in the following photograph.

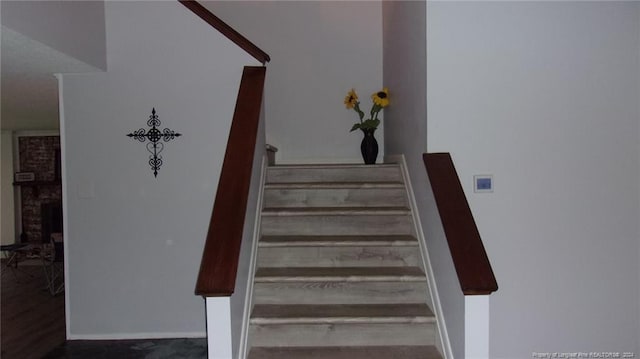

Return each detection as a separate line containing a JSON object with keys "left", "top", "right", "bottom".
{"left": 18, "top": 136, "right": 62, "bottom": 243}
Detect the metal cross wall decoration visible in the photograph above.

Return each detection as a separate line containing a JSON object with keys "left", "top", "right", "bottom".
{"left": 127, "top": 108, "right": 182, "bottom": 177}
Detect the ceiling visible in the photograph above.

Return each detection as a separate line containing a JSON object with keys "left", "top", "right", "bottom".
{"left": 1, "top": 26, "right": 98, "bottom": 132}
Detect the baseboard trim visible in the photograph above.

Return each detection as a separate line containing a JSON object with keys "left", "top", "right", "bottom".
{"left": 67, "top": 332, "right": 206, "bottom": 341}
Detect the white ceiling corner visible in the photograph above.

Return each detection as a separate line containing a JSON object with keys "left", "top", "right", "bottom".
{"left": 1, "top": 25, "right": 101, "bottom": 131}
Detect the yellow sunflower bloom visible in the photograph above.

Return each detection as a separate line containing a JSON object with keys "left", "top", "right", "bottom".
{"left": 371, "top": 87, "right": 390, "bottom": 108}
{"left": 344, "top": 89, "right": 358, "bottom": 109}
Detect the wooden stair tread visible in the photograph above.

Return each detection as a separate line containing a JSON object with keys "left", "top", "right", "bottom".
{"left": 248, "top": 345, "right": 442, "bottom": 359}
{"left": 264, "top": 182, "right": 404, "bottom": 189}
{"left": 260, "top": 235, "right": 418, "bottom": 247}
{"left": 261, "top": 207, "right": 410, "bottom": 216}
{"left": 268, "top": 163, "right": 400, "bottom": 169}
{"left": 266, "top": 165, "right": 403, "bottom": 184}
{"left": 254, "top": 267, "right": 426, "bottom": 282}
{"left": 251, "top": 304, "right": 434, "bottom": 324}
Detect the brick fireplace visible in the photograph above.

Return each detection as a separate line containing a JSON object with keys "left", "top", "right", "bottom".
{"left": 18, "top": 136, "right": 62, "bottom": 243}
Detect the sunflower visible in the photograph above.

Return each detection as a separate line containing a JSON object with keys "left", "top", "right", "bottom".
{"left": 345, "top": 87, "right": 389, "bottom": 132}
{"left": 344, "top": 89, "right": 359, "bottom": 109}
{"left": 371, "top": 88, "right": 389, "bottom": 108}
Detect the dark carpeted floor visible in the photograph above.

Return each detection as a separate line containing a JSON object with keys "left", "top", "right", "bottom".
{"left": 42, "top": 338, "right": 207, "bottom": 359}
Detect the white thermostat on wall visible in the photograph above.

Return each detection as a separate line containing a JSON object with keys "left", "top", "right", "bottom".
{"left": 474, "top": 175, "right": 493, "bottom": 193}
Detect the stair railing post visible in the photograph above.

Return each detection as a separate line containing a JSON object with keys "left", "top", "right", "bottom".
{"left": 465, "top": 295, "right": 490, "bottom": 359}
{"left": 206, "top": 297, "right": 232, "bottom": 359}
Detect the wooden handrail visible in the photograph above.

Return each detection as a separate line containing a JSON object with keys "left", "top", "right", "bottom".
{"left": 195, "top": 66, "right": 266, "bottom": 296}
{"left": 423, "top": 153, "right": 498, "bottom": 295}
{"left": 178, "top": 0, "right": 270, "bottom": 65}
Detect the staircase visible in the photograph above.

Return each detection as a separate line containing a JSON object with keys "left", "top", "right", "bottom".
{"left": 246, "top": 164, "right": 442, "bottom": 359}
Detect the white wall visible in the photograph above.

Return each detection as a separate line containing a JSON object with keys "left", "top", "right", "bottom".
{"left": 1, "top": 0, "right": 106, "bottom": 71}
{"left": 1, "top": 131, "right": 15, "bottom": 245}
{"left": 206, "top": 1, "right": 383, "bottom": 164}
{"left": 61, "top": 1, "right": 259, "bottom": 338}
{"left": 382, "top": 2, "right": 461, "bottom": 358}
{"left": 428, "top": 2, "right": 640, "bottom": 357}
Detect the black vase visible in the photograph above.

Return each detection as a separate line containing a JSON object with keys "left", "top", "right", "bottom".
{"left": 360, "top": 128, "right": 379, "bottom": 165}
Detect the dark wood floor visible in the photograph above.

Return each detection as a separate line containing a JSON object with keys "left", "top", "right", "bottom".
{"left": 1, "top": 262, "right": 66, "bottom": 359}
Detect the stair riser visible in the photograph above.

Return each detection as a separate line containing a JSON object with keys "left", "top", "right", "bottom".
{"left": 257, "top": 246, "right": 420, "bottom": 268}
{"left": 266, "top": 167, "right": 402, "bottom": 184}
{"left": 261, "top": 215, "right": 413, "bottom": 236}
{"left": 263, "top": 188, "right": 407, "bottom": 208}
{"left": 253, "top": 281, "right": 428, "bottom": 305}
{"left": 248, "top": 346, "right": 443, "bottom": 359}
{"left": 249, "top": 322, "right": 435, "bottom": 347}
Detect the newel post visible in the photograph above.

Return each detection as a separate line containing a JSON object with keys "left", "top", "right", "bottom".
{"left": 206, "top": 297, "right": 232, "bottom": 359}
{"left": 465, "top": 295, "right": 490, "bottom": 359}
